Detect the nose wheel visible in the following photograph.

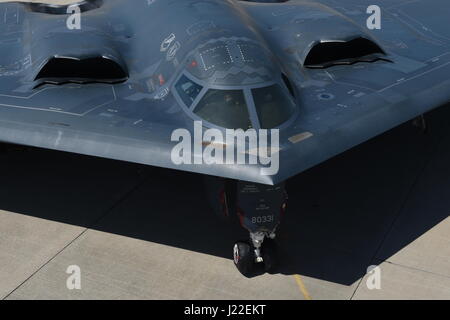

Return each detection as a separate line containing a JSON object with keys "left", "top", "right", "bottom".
{"left": 233, "top": 233, "right": 278, "bottom": 277}
{"left": 233, "top": 241, "right": 254, "bottom": 277}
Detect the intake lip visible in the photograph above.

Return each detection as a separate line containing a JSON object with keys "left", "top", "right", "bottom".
{"left": 25, "top": 0, "right": 103, "bottom": 15}
{"left": 33, "top": 55, "right": 128, "bottom": 88}
{"left": 304, "top": 37, "right": 390, "bottom": 69}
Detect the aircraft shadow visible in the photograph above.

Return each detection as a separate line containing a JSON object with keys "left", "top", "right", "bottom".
{"left": 0, "top": 104, "right": 449, "bottom": 286}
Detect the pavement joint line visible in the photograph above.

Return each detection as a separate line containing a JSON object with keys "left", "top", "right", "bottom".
{"left": 350, "top": 128, "right": 449, "bottom": 300}
{"left": 2, "top": 226, "right": 87, "bottom": 300}
{"left": 383, "top": 260, "right": 450, "bottom": 279}
{"left": 2, "top": 172, "right": 151, "bottom": 300}
{"left": 293, "top": 274, "right": 312, "bottom": 300}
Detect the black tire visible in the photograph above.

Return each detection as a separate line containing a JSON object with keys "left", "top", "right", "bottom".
{"left": 262, "top": 239, "right": 278, "bottom": 274}
{"left": 233, "top": 241, "right": 254, "bottom": 277}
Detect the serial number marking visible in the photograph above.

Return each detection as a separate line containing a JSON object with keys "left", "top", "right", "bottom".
{"left": 251, "top": 215, "right": 274, "bottom": 224}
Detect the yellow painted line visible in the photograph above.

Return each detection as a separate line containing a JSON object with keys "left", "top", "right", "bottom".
{"left": 294, "top": 274, "right": 312, "bottom": 300}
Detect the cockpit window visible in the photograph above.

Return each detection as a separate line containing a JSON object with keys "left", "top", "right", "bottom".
{"left": 252, "top": 84, "right": 296, "bottom": 129}
{"left": 194, "top": 89, "right": 252, "bottom": 129}
{"left": 175, "top": 75, "right": 203, "bottom": 108}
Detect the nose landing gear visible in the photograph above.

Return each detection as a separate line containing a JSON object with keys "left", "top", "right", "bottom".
{"left": 203, "top": 176, "right": 286, "bottom": 276}
{"left": 233, "top": 231, "right": 278, "bottom": 277}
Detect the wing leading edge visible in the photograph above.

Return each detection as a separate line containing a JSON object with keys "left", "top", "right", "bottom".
{"left": 0, "top": 0, "right": 449, "bottom": 185}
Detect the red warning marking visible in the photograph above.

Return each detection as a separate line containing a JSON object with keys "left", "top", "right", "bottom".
{"left": 158, "top": 74, "right": 165, "bottom": 85}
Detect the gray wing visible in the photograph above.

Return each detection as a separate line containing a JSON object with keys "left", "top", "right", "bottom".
{"left": 243, "top": 0, "right": 450, "bottom": 182}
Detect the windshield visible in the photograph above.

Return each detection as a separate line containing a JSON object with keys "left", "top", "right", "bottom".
{"left": 194, "top": 89, "right": 252, "bottom": 130}
{"left": 252, "top": 84, "right": 296, "bottom": 129}
{"left": 175, "top": 75, "right": 203, "bottom": 108}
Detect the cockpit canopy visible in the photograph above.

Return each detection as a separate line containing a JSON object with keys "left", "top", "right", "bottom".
{"left": 174, "top": 74, "right": 297, "bottom": 129}
{"left": 173, "top": 38, "right": 297, "bottom": 129}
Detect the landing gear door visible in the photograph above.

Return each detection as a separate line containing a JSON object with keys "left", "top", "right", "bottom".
{"left": 236, "top": 182, "right": 286, "bottom": 233}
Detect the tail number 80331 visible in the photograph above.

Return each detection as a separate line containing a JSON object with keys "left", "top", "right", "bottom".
{"left": 251, "top": 215, "right": 274, "bottom": 224}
